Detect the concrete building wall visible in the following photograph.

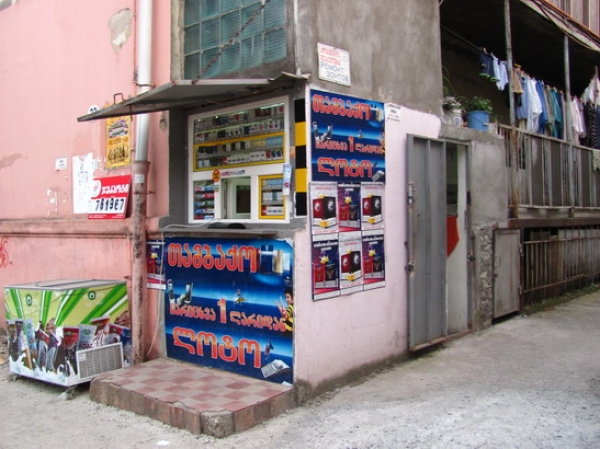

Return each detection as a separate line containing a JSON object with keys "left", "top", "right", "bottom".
{"left": 294, "top": 0, "right": 443, "bottom": 114}
{"left": 440, "top": 125, "right": 508, "bottom": 330}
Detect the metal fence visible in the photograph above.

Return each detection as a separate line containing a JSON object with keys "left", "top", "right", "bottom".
{"left": 499, "top": 126, "right": 600, "bottom": 209}
{"left": 522, "top": 226, "right": 600, "bottom": 304}
{"left": 496, "top": 126, "right": 600, "bottom": 303}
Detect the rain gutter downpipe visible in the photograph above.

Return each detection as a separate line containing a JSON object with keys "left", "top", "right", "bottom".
{"left": 504, "top": 0, "right": 519, "bottom": 218}
{"left": 132, "top": 0, "right": 153, "bottom": 365}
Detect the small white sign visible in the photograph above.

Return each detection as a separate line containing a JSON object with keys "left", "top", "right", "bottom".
{"left": 317, "top": 43, "right": 351, "bottom": 86}
{"left": 55, "top": 157, "right": 68, "bottom": 171}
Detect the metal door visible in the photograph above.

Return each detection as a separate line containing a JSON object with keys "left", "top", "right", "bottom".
{"left": 407, "top": 135, "right": 447, "bottom": 350}
{"left": 493, "top": 229, "right": 521, "bottom": 318}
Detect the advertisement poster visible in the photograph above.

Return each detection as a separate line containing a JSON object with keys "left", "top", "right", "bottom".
{"left": 309, "top": 182, "right": 386, "bottom": 300}
{"left": 310, "top": 182, "right": 339, "bottom": 234}
{"left": 361, "top": 182, "right": 385, "bottom": 231}
{"left": 89, "top": 175, "right": 130, "bottom": 220}
{"left": 311, "top": 234, "right": 341, "bottom": 301}
{"left": 338, "top": 183, "right": 362, "bottom": 231}
{"left": 4, "top": 279, "right": 130, "bottom": 387}
{"left": 362, "top": 231, "right": 386, "bottom": 289}
{"left": 164, "top": 238, "right": 294, "bottom": 384}
{"left": 106, "top": 116, "right": 131, "bottom": 168}
{"left": 339, "top": 231, "right": 364, "bottom": 294}
{"left": 147, "top": 240, "right": 166, "bottom": 290}
{"left": 310, "top": 90, "right": 385, "bottom": 183}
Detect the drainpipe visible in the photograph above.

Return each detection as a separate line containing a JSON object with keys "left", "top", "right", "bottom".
{"left": 132, "top": 0, "right": 153, "bottom": 365}
{"left": 504, "top": 0, "right": 519, "bottom": 218}
{"left": 564, "top": 35, "right": 574, "bottom": 208}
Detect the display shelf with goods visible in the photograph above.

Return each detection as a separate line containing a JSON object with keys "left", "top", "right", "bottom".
{"left": 192, "top": 181, "right": 216, "bottom": 221}
{"left": 192, "top": 103, "right": 285, "bottom": 171}
{"left": 187, "top": 98, "right": 290, "bottom": 224}
{"left": 260, "top": 175, "right": 285, "bottom": 219}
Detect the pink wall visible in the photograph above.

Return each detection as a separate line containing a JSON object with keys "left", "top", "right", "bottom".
{"left": 0, "top": 0, "right": 171, "bottom": 219}
{"left": 292, "top": 103, "right": 443, "bottom": 390}
{"left": 0, "top": 0, "right": 172, "bottom": 335}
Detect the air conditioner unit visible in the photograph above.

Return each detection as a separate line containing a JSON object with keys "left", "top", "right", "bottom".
{"left": 76, "top": 342, "right": 124, "bottom": 382}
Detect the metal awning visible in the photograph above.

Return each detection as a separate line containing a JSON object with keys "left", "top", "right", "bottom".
{"left": 77, "top": 72, "right": 307, "bottom": 122}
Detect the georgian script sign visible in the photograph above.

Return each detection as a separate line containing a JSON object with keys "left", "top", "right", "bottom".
{"left": 89, "top": 175, "right": 131, "bottom": 219}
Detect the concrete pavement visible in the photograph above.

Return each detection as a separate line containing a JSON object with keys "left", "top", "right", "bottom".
{"left": 1, "top": 291, "right": 599, "bottom": 448}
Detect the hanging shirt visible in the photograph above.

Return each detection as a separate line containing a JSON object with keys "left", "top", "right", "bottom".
{"left": 478, "top": 49, "right": 495, "bottom": 80}
{"left": 535, "top": 80, "right": 549, "bottom": 134}
{"left": 516, "top": 72, "right": 529, "bottom": 121}
{"left": 571, "top": 97, "right": 586, "bottom": 143}
{"left": 496, "top": 61, "right": 509, "bottom": 91}
{"left": 526, "top": 77, "right": 542, "bottom": 133}
{"left": 550, "top": 90, "right": 564, "bottom": 139}
{"left": 491, "top": 54, "right": 500, "bottom": 82}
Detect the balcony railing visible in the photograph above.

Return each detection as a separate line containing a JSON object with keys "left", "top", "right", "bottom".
{"left": 498, "top": 125, "right": 600, "bottom": 213}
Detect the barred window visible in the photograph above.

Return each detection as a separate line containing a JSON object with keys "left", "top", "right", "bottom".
{"left": 184, "top": 0, "right": 287, "bottom": 79}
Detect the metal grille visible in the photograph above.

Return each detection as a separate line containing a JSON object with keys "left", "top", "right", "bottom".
{"left": 522, "top": 226, "right": 600, "bottom": 304}
{"left": 76, "top": 343, "right": 123, "bottom": 381}
{"left": 500, "top": 125, "right": 600, "bottom": 210}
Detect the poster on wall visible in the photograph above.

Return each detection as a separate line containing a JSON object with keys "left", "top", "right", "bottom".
{"left": 362, "top": 230, "right": 386, "bottom": 289}
{"left": 339, "top": 231, "right": 364, "bottom": 294}
{"left": 310, "top": 90, "right": 385, "bottom": 183}
{"left": 311, "top": 234, "right": 341, "bottom": 301}
{"left": 310, "top": 182, "right": 339, "bottom": 234}
{"left": 338, "top": 183, "right": 362, "bottom": 231}
{"left": 361, "top": 182, "right": 385, "bottom": 231}
{"left": 309, "top": 181, "right": 386, "bottom": 300}
{"left": 88, "top": 175, "right": 130, "bottom": 220}
{"left": 164, "top": 238, "right": 294, "bottom": 384}
{"left": 146, "top": 240, "right": 166, "bottom": 290}
{"left": 106, "top": 116, "right": 131, "bottom": 168}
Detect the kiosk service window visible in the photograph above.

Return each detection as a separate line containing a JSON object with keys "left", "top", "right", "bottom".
{"left": 188, "top": 98, "right": 289, "bottom": 223}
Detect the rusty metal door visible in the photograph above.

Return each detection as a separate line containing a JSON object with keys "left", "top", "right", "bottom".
{"left": 493, "top": 229, "right": 521, "bottom": 318}
{"left": 407, "top": 135, "right": 447, "bottom": 350}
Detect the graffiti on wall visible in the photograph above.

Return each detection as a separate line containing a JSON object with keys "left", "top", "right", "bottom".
{"left": 0, "top": 237, "right": 10, "bottom": 268}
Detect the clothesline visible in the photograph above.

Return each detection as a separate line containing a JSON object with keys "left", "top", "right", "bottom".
{"left": 478, "top": 47, "right": 600, "bottom": 149}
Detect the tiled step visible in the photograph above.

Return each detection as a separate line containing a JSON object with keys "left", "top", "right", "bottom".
{"left": 90, "top": 357, "right": 294, "bottom": 438}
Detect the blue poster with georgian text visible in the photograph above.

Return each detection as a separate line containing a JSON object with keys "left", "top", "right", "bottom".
{"left": 164, "top": 237, "right": 294, "bottom": 384}
{"left": 310, "top": 90, "right": 386, "bottom": 183}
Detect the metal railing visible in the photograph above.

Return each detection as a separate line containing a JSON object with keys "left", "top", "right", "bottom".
{"left": 499, "top": 125, "right": 600, "bottom": 210}
{"left": 495, "top": 126, "right": 600, "bottom": 304}
{"left": 522, "top": 226, "right": 600, "bottom": 304}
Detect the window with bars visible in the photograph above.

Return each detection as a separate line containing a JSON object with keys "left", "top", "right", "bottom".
{"left": 184, "top": 0, "right": 287, "bottom": 79}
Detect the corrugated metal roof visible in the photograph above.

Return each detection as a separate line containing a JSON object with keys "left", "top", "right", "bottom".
{"left": 77, "top": 73, "right": 307, "bottom": 122}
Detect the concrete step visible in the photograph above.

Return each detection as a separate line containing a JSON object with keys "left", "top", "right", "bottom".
{"left": 90, "top": 357, "right": 294, "bottom": 438}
